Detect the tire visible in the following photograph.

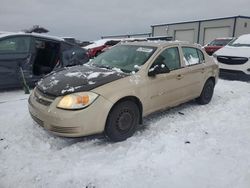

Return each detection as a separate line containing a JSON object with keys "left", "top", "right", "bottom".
{"left": 105, "top": 101, "right": 140, "bottom": 142}
{"left": 196, "top": 79, "right": 215, "bottom": 105}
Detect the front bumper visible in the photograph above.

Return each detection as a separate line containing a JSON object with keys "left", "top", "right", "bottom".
{"left": 219, "top": 69, "right": 250, "bottom": 81}
{"left": 218, "top": 60, "right": 250, "bottom": 75}
{"left": 28, "top": 89, "right": 113, "bottom": 137}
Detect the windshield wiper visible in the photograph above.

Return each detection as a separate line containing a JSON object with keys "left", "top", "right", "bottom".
{"left": 92, "top": 63, "right": 113, "bottom": 70}
{"left": 230, "top": 43, "right": 250, "bottom": 47}
{"left": 120, "top": 68, "right": 131, "bottom": 73}
{"left": 91, "top": 63, "right": 130, "bottom": 74}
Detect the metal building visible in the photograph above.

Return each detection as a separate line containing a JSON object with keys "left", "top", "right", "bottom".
{"left": 151, "top": 15, "right": 250, "bottom": 45}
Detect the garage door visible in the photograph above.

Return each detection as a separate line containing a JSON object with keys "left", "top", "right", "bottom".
{"left": 203, "top": 27, "right": 230, "bottom": 45}
{"left": 174, "top": 29, "right": 195, "bottom": 43}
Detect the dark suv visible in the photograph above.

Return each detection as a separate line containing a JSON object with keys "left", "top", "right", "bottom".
{"left": 0, "top": 33, "right": 89, "bottom": 90}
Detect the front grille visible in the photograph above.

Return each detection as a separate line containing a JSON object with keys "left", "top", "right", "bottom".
{"left": 217, "top": 56, "right": 248, "bottom": 65}
{"left": 34, "top": 89, "right": 56, "bottom": 106}
{"left": 30, "top": 113, "right": 44, "bottom": 127}
{"left": 48, "top": 124, "right": 81, "bottom": 134}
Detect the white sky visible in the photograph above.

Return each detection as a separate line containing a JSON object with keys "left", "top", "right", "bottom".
{"left": 0, "top": 0, "right": 249, "bottom": 41}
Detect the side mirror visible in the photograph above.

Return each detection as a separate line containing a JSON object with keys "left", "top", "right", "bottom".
{"left": 148, "top": 63, "right": 170, "bottom": 77}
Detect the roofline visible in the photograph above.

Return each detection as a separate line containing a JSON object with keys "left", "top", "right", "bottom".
{"left": 101, "top": 32, "right": 151, "bottom": 39}
{"left": 0, "top": 32, "right": 64, "bottom": 42}
{"left": 119, "top": 40, "right": 200, "bottom": 48}
{"left": 124, "top": 40, "right": 190, "bottom": 45}
{"left": 151, "top": 15, "right": 250, "bottom": 27}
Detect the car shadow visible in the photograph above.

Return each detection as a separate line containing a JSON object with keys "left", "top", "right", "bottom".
{"left": 219, "top": 74, "right": 250, "bottom": 82}
{"left": 137, "top": 100, "right": 195, "bottom": 131}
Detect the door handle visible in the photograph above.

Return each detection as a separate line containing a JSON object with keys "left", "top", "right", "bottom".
{"left": 201, "top": 68, "right": 205, "bottom": 73}
{"left": 176, "top": 74, "right": 184, "bottom": 80}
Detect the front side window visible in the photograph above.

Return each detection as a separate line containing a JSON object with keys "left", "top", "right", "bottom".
{"left": 153, "top": 47, "right": 180, "bottom": 71}
{"left": 182, "top": 47, "right": 204, "bottom": 66}
{"left": 91, "top": 45, "right": 156, "bottom": 73}
{"left": 0, "top": 36, "right": 31, "bottom": 53}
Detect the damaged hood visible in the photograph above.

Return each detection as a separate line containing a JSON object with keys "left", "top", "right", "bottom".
{"left": 37, "top": 65, "right": 127, "bottom": 96}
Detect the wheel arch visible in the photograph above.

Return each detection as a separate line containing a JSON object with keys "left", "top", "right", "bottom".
{"left": 206, "top": 76, "right": 215, "bottom": 85}
{"left": 108, "top": 96, "right": 143, "bottom": 124}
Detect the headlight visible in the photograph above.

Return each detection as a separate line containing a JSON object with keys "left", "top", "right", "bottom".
{"left": 57, "top": 92, "right": 98, "bottom": 110}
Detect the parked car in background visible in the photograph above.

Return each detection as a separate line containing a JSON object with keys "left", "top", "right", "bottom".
{"left": 62, "top": 37, "right": 80, "bottom": 45}
{"left": 84, "top": 39, "right": 121, "bottom": 58}
{"left": 213, "top": 34, "right": 250, "bottom": 78}
{"left": 79, "top": 41, "right": 92, "bottom": 47}
{"left": 147, "top": 36, "right": 173, "bottom": 41}
{"left": 101, "top": 38, "right": 147, "bottom": 53}
{"left": 204, "top": 38, "right": 233, "bottom": 55}
{"left": 0, "top": 33, "right": 89, "bottom": 90}
{"left": 87, "top": 37, "right": 174, "bottom": 57}
{"left": 63, "top": 37, "right": 92, "bottom": 47}
{"left": 29, "top": 41, "right": 218, "bottom": 142}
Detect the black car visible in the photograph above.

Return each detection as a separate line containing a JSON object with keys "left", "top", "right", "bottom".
{"left": 0, "top": 33, "right": 89, "bottom": 90}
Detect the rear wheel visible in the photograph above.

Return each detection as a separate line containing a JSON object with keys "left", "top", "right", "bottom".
{"left": 196, "top": 79, "right": 215, "bottom": 105}
{"left": 105, "top": 101, "right": 140, "bottom": 142}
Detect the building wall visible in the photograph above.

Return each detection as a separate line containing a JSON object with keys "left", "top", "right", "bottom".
{"left": 152, "top": 22, "right": 199, "bottom": 43}
{"left": 152, "top": 16, "right": 250, "bottom": 45}
{"left": 198, "top": 18, "right": 234, "bottom": 45}
{"left": 101, "top": 33, "right": 151, "bottom": 39}
{"left": 168, "top": 22, "right": 199, "bottom": 43}
{"left": 152, "top": 25, "right": 168, "bottom": 36}
{"left": 235, "top": 17, "right": 250, "bottom": 36}
{"left": 103, "top": 16, "right": 250, "bottom": 45}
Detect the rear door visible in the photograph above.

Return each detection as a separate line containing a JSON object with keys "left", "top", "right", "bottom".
{"left": 180, "top": 46, "right": 206, "bottom": 99}
{"left": 0, "top": 36, "right": 31, "bottom": 89}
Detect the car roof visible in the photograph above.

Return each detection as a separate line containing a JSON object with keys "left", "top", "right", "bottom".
{"left": 0, "top": 32, "right": 64, "bottom": 42}
{"left": 213, "top": 37, "right": 234, "bottom": 40}
{"left": 120, "top": 40, "right": 201, "bottom": 48}
{"left": 84, "top": 38, "right": 122, "bottom": 49}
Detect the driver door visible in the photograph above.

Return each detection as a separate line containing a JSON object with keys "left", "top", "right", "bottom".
{"left": 145, "top": 46, "right": 188, "bottom": 114}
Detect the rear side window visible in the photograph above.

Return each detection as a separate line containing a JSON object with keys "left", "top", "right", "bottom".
{"left": 0, "top": 36, "right": 31, "bottom": 53}
{"left": 182, "top": 47, "right": 204, "bottom": 66}
{"left": 197, "top": 49, "right": 204, "bottom": 62}
{"left": 154, "top": 47, "right": 180, "bottom": 70}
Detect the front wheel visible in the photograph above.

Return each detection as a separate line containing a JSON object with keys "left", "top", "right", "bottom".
{"left": 105, "top": 101, "right": 140, "bottom": 142}
{"left": 196, "top": 79, "right": 215, "bottom": 105}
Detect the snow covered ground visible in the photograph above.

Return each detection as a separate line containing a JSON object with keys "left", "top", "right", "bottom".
{"left": 0, "top": 79, "right": 250, "bottom": 188}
